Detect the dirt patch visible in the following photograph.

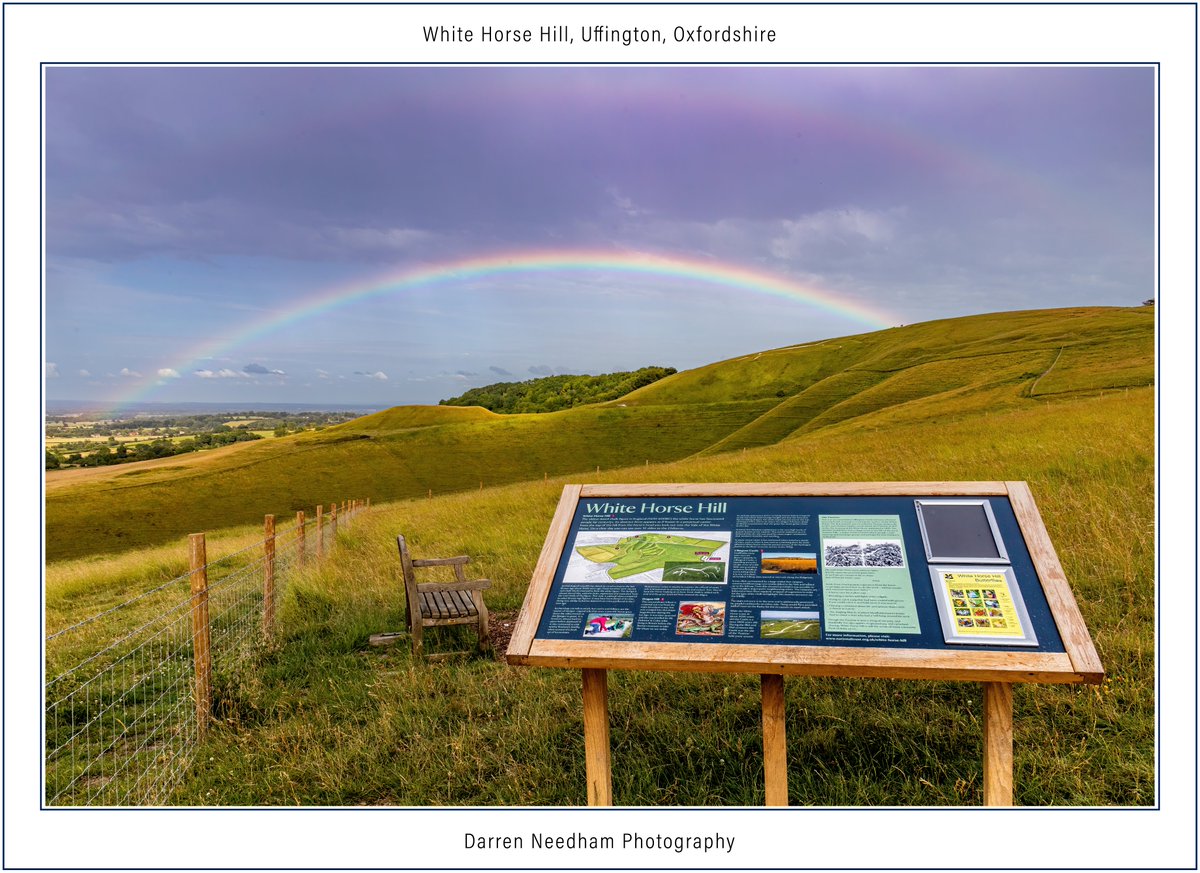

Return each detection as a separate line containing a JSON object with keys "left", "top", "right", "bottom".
{"left": 488, "top": 609, "right": 519, "bottom": 657}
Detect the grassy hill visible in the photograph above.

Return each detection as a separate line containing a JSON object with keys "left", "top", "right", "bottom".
{"left": 46, "top": 382, "right": 1154, "bottom": 805}
{"left": 44, "top": 306, "right": 1152, "bottom": 561}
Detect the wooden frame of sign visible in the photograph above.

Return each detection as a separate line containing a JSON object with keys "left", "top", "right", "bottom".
{"left": 506, "top": 482, "right": 1103, "bottom": 807}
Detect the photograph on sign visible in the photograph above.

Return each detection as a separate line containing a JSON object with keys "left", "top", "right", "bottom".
{"left": 563, "top": 530, "right": 730, "bottom": 584}
{"left": 928, "top": 564, "right": 1038, "bottom": 646}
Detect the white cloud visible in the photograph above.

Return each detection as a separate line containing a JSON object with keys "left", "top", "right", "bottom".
{"left": 119, "top": 367, "right": 142, "bottom": 378}
{"left": 47, "top": 362, "right": 60, "bottom": 378}
{"left": 768, "top": 207, "right": 902, "bottom": 260}
{"left": 371, "top": 371, "right": 388, "bottom": 381}
{"left": 316, "top": 369, "right": 331, "bottom": 380}
{"left": 194, "top": 368, "right": 245, "bottom": 379}
{"left": 157, "top": 368, "right": 181, "bottom": 378}
{"left": 78, "top": 369, "right": 91, "bottom": 377}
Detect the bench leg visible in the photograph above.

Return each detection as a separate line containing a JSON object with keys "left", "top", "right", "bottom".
{"left": 411, "top": 618, "right": 424, "bottom": 661}
{"left": 474, "top": 592, "right": 491, "bottom": 654}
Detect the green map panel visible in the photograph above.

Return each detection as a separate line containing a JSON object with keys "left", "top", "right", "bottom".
{"left": 576, "top": 534, "right": 726, "bottom": 580}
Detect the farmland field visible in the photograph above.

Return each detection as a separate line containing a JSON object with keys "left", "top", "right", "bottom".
{"left": 760, "top": 555, "right": 818, "bottom": 574}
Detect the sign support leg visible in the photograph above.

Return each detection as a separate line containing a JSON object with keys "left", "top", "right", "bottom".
{"left": 582, "top": 668, "right": 612, "bottom": 806}
{"left": 982, "top": 682, "right": 1014, "bottom": 806}
{"left": 760, "top": 673, "right": 788, "bottom": 806}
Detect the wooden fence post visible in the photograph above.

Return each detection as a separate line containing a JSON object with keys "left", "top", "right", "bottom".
{"left": 330, "top": 502, "right": 338, "bottom": 538}
{"left": 315, "top": 505, "right": 324, "bottom": 561}
{"left": 188, "top": 533, "right": 212, "bottom": 735}
{"left": 263, "top": 515, "right": 276, "bottom": 639}
{"left": 296, "top": 510, "right": 306, "bottom": 567}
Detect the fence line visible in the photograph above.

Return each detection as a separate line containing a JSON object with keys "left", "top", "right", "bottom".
{"left": 44, "top": 499, "right": 367, "bottom": 806}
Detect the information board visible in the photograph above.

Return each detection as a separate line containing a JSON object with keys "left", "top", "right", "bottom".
{"left": 507, "top": 483, "right": 1103, "bottom": 685}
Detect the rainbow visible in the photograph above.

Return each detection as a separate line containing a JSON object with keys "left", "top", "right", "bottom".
{"left": 108, "top": 249, "right": 901, "bottom": 412}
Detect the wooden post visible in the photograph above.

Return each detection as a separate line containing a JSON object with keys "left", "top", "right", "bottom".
{"left": 582, "top": 669, "right": 613, "bottom": 806}
{"left": 188, "top": 533, "right": 212, "bottom": 735}
{"left": 983, "top": 682, "right": 1014, "bottom": 806}
{"left": 315, "top": 505, "right": 324, "bottom": 561}
{"left": 263, "top": 516, "right": 276, "bottom": 639}
{"left": 760, "top": 674, "right": 788, "bottom": 806}
{"left": 296, "top": 510, "right": 306, "bottom": 567}
{"left": 330, "top": 502, "right": 337, "bottom": 538}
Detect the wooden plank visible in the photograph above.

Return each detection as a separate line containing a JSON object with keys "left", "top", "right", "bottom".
{"left": 582, "top": 669, "right": 612, "bottom": 806}
{"left": 760, "top": 674, "right": 788, "bottom": 806}
{"left": 416, "top": 579, "right": 490, "bottom": 593}
{"left": 506, "top": 484, "right": 584, "bottom": 659}
{"left": 412, "top": 556, "right": 471, "bottom": 568}
{"left": 424, "top": 616, "right": 479, "bottom": 627}
{"left": 578, "top": 481, "right": 1009, "bottom": 498}
{"left": 983, "top": 682, "right": 1014, "bottom": 806}
{"left": 1005, "top": 481, "right": 1104, "bottom": 683}
{"left": 432, "top": 591, "right": 450, "bottom": 619}
{"left": 519, "top": 639, "right": 1082, "bottom": 684}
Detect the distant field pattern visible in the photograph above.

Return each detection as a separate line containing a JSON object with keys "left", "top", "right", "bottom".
{"left": 566, "top": 531, "right": 730, "bottom": 583}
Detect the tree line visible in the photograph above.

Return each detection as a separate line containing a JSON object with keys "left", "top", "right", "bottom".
{"left": 439, "top": 366, "right": 677, "bottom": 414}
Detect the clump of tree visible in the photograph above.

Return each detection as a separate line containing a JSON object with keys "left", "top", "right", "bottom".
{"left": 439, "top": 366, "right": 677, "bottom": 414}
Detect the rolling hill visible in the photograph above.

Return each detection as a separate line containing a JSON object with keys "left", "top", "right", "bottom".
{"left": 44, "top": 306, "right": 1153, "bottom": 561}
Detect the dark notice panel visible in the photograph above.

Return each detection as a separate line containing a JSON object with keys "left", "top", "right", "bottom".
{"left": 917, "top": 500, "right": 1006, "bottom": 561}
{"left": 923, "top": 503, "right": 999, "bottom": 558}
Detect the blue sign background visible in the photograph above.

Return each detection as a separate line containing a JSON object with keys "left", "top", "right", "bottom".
{"left": 533, "top": 494, "right": 1065, "bottom": 653}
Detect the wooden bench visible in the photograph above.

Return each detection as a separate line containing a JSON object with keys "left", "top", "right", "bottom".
{"left": 397, "top": 535, "right": 491, "bottom": 659}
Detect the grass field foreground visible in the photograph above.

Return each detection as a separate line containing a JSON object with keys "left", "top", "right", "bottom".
{"left": 46, "top": 386, "right": 1153, "bottom": 806}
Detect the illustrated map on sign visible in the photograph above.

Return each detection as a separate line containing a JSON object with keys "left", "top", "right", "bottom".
{"left": 564, "top": 531, "right": 731, "bottom": 584}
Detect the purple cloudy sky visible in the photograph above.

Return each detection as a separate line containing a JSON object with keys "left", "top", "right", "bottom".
{"left": 45, "top": 66, "right": 1153, "bottom": 408}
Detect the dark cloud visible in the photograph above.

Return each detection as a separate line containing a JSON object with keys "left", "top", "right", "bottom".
{"left": 489, "top": 366, "right": 512, "bottom": 377}
{"left": 244, "top": 362, "right": 285, "bottom": 376}
{"left": 45, "top": 67, "right": 1153, "bottom": 265}
{"left": 528, "top": 365, "right": 555, "bottom": 376}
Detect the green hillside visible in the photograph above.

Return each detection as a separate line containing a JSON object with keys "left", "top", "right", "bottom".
{"left": 47, "top": 382, "right": 1155, "bottom": 805}
{"left": 44, "top": 306, "right": 1153, "bottom": 561}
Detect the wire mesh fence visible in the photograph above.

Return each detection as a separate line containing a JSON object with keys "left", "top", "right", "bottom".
{"left": 44, "top": 500, "right": 366, "bottom": 806}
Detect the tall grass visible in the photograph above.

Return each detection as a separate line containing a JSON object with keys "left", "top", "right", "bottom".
{"left": 156, "top": 388, "right": 1153, "bottom": 806}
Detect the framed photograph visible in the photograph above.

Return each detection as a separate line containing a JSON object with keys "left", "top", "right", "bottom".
{"left": 928, "top": 564, "right": 1038, "bottom": 647}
